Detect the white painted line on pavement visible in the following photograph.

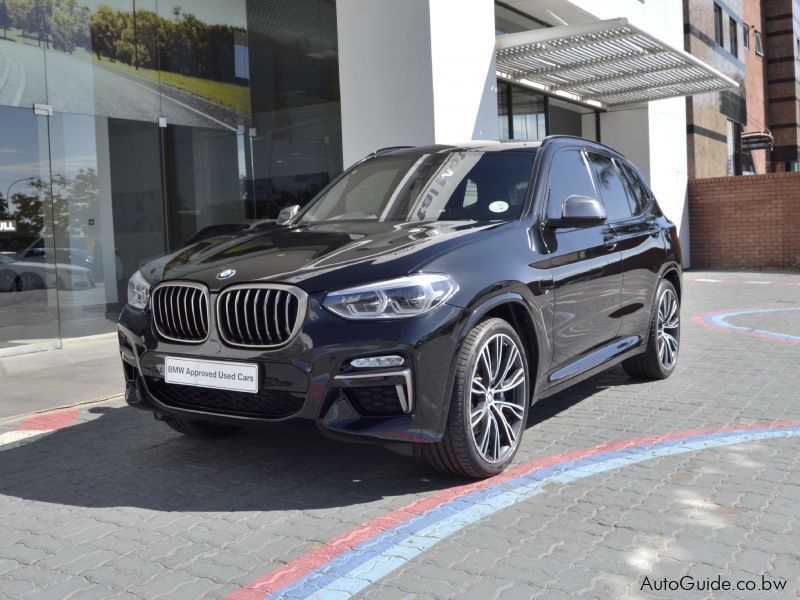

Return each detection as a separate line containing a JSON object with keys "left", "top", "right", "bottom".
{"left": 0, "top": 430, "right": 47, "bottom": 450}
{"left": 745, "top": 281, "right": 770, "bottom": 284}
{"left": 11, "top": 53, "right": 25, "bottom": 106}
{"left": 695, "top": 278, "right": 722, "bottom": 282}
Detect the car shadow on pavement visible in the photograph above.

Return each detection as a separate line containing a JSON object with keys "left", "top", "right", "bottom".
{"left": 0, "top": 369, "right": 635, "bottom": 513}
{"left": 528, "top": 364, "right": 639, "bottom": 426}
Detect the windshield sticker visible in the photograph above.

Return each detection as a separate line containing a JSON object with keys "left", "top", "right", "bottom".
{"left": 489, "top": 201, "right": 509, "bottom": 213}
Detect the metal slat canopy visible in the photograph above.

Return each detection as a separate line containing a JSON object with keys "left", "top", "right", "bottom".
{"left": 495, "top": 18, "right": 738, "bottom": 108}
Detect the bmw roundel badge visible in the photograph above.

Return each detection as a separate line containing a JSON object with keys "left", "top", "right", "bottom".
{"left": 216, "top": 268, "right": 236, "bottom": 280}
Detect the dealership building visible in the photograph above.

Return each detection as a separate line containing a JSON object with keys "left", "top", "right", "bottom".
{"left": 0, "top": 0, "right": 739, "bottom": 357}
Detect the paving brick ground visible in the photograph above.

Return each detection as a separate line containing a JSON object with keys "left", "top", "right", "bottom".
{"left": 0, "top": 270, "right": 798, "bottom": 599}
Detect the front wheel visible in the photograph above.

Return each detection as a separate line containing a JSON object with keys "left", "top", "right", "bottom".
{"left": 163, "top": 418, "right": 241, "bottom": 438}
{"left": 0, "top": 270, "right": 17, "bottom": 293}
{"left": 622, "top": 279, "right": 680, "bottom": 380}
{"left": 423, "top": 318, "right": 529, "bottom": 478}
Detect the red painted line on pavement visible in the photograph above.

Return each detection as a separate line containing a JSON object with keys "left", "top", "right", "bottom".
{"left": 14, "top": 408, "right": 79, "bottom": 432}
{"left": 226, "top": 421, "right": 796, "bottom": 599}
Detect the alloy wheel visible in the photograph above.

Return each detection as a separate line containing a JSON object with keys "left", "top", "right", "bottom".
{"left": 19, "top": 272, "right": 44, "bottom": 291}
{"left": 469, "top": 333, "right": 527, "bottom": 463}
{"left": 656, "top": 288, "right": 680, "bottom": 370}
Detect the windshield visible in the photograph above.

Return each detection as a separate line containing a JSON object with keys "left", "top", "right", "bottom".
{"left": 299, "top": 151, "right": 535, "bottom": 224}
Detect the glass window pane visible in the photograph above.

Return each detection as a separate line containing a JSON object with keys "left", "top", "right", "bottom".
{"left": 546, "top": 150, "right": 596, "bottom": 220}
{"left": 108, "top": 117, "right": 166, "bottom": 295}
{"left": 0, "top": 106, "right": 61, "bottom": 353}
{"left": 164, "top": 124, "right": 247, "bottom": 248}
{"left": 495, "top": 3, "right": 547, "bottom": 35}
{"left": 0, "top": 3, "right": 47, "bottom": 107}
{"left": 155, "top": 0, "right": 250, "bottom": 130}
{"left": 587, "top": 153, "right": 634, "bottom": 221}
{"left": 43, "top": 0, "right": 161, "bottom": 122}
{"left": 497, "top": 83, "right": 510, "bottom": 140}
{"left": 510, "top": 87, "right": 545, "bottom": 140}
{"left": 247, "top": 0, "right": 342, "bottom": 219}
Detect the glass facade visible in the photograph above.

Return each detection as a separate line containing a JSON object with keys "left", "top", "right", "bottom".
{"left": 0, "top": 0, "right": 341, "bottom": 355}
{"left": 497, "top": 82, "right": 592, "bottom": 142}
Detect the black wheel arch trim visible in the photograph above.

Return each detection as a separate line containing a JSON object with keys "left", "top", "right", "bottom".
{"left": 433, "top": 289, "right": 548, "bottom": 436}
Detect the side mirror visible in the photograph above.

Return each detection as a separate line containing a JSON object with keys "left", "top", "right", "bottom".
{"left": 276, "top": 204, "right": 300, "bottom": 226}
{"left": 551, "top": 195, "right": 606, "bottom": 227}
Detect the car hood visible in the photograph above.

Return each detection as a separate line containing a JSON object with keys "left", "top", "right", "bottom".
{"left": 140, "top": 221, "right": 507, "bottom": 292}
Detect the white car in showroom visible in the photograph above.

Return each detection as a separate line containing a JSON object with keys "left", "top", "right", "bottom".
{"left": 0, "top": 254, "right": 94, "bottom": 293}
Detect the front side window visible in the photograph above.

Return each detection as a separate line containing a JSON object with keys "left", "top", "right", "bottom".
{"left": 299, "top": 151, "right": 535, "bottom": 224}
{"left": 587, "top": 153, "right": 634, "bottom": 221}
{"left": 545, "top": 150, "right": 596, "bottom": 220}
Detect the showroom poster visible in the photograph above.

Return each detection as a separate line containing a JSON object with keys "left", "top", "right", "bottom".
{"left": 0, "top": 0, "right": 249, "bottom": 130}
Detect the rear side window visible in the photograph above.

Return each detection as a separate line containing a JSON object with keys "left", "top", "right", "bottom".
{"left": 545, "top": 149, "right": 596, "bottom": 220}
{"left": 587, "top": 153, "right": 634, "bottom": 221}
{"left": 618, "top": 161, "right": 651, "bottom": 215}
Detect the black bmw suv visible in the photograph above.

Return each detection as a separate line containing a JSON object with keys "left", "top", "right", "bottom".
{"left": 119, "top": 136, "right": 681, "bottom": 478}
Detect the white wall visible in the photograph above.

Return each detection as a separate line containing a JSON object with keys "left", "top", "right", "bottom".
{"left": 428, "top": 0, "right": 498, "bottom": 142}
{"left": 336, "top": 0, "right": 498, "bottom": 167}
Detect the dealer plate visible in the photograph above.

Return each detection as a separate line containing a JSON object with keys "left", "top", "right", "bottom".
{"left": 164, "top": 357, "right": 258, "bottom": 394}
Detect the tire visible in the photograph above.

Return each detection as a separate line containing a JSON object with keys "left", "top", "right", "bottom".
{"left": 423, "top": 317, "right": 530, "bottom": 478}
{"left": 0, "top": 270, "right": 17, "bottom": 293}
{"left": 18, "top": 272, "right": 45, "bottom": 291}
{"left": 622, "top": 279, "right": 680, "bottom": 380}
{"left": 163, "top": 418, "right": 241, "bottom": 438}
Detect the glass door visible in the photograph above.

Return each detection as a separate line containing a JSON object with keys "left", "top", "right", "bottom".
{"left": 0, "top": 105, "right": 61, "bottom": 355}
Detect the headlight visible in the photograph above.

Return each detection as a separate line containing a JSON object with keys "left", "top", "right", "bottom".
{"left": 322, "top": 273, "right": 457, "bottom": 320}
{"left": 127, "top": 270, "right": 151, "bottom": 310}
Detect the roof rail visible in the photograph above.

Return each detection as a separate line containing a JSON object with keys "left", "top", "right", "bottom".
{"left": 372, "top": 146, "right": 415, "bottom": 156}
{"left": 541, "top": 134, "right": 625, "bottom": 158}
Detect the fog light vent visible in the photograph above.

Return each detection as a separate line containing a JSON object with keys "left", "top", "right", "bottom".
{"left": 350, "top": 355, "right": 404, "bottom": 369}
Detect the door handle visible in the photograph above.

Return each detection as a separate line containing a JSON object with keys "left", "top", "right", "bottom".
{"left": 603, "top": 232, "right": 619, "bottom": 251}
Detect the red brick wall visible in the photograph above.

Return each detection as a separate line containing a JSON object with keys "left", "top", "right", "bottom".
{"left": 688, "top": 172, "right": 800, "bottom": 270}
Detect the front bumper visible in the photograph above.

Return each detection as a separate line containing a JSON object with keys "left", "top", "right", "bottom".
{"left": 118, "top": 292, "right": 463, "bottom": 444}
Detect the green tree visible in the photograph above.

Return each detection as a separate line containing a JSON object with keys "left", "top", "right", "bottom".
{"left": 90, "top": 4, "right": 123, "bottom": 61}
{"left": 50, "top": 7, "right": 77, "bottom": 52}
{"left": 46, "top": 0, "right": 91, "bottom": 53}
{"left": 7, "top": 0, "right": 45, "bottom": 45}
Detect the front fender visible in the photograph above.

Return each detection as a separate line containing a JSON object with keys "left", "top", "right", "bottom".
{"left": 432, "top": 283, "right": 552, "bottom": 435}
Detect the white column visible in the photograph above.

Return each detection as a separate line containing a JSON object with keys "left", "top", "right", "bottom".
{"left": 336, "top": 0, "right": 498, "bottom": 167}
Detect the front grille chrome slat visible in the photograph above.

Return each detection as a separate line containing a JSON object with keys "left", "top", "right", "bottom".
{"left": 152, "top": 282, "right": 210, "bottom": 344}
{"left": 263, "top": 290, "right": 273, "bottom": 344}
{"left": 217, "top": 284, "right": 307, "bottom": 348}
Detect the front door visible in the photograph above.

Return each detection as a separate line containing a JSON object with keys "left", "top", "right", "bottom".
{"left": 541, "top": 147, "right": 622, "bottom": 381}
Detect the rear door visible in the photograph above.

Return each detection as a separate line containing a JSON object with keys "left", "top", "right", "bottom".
{"left": 614, "top": 160, "right": 667, "bottom": 340}
{"left": 542, "top": 147, "right": 623, "bottom": 381}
